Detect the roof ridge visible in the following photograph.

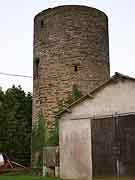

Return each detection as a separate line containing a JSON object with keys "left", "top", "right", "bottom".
{"left": 114, "top": 72, "right": 135, "bottom": 80}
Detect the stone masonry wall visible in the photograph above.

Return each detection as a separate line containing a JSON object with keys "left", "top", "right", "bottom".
{"left": 33, "top": 5, "right": 110, "bottom": 130}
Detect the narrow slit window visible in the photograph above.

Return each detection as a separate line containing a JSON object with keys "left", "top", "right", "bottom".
{"left": 34, "top": 58, "right": 39, "bottom": 79}
{"left": 41, "top": 20, "right": 44, "bottom": 28}
{"left": 74, "top": 65, "right": 78, "bottom": 72}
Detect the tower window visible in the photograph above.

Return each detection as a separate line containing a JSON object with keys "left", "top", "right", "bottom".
{"left": 74, "top": 65, "right": 78, "bottom": 72}
{"left": 41, "top": 20, "right": 44, "bottom": 28}
{"left": 34, "top": 58, "right": 39, "bottom": 79}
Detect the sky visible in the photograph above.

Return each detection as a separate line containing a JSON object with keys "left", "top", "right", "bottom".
{"left": 0, "top": 0, "right": 135, "bottom": 93}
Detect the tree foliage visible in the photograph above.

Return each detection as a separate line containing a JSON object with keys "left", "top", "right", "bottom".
{"left": 0, "top": 85, "right": 32, "bottom": 166}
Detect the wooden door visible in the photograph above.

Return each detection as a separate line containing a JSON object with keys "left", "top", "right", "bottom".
{"left": 92, "top": 114, "right": 135, "bottom": 178}
{"left": 118, "top": 115, "right": 135, "bottom": 176}
{"left": 91, "top": 117, "right": 117, "bottom": 177}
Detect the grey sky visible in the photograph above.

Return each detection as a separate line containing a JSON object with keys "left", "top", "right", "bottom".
{"left": 0, "top": 0, "right": 135, "bottom": 92}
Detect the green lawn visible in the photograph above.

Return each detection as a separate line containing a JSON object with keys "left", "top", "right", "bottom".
{"left": 0, "top": 176, "right": 61, "bottom": 180}
{"left": 0, "top": 177, "right": 135, "bottom": 180}
{"left": 94, "top": 178, "right": 135, "bottom": 180}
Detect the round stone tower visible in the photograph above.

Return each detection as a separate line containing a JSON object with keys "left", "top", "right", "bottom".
{"left": 33, "top": 5, "right": 110, "bottom": 130}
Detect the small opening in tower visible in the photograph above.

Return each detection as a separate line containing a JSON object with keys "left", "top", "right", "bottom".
{"left": 34, "top": 57, "right": 39, "bottom": 79}
{"left": 74, "top": 65, "right": 78, "bottom": 72}
{"left": 41, "top": 20, "right": 44, "bottom": 28}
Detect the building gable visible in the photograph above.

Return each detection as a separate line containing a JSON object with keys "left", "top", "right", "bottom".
{"left": 60, "top": 73, "right": 135, "bottom": 120}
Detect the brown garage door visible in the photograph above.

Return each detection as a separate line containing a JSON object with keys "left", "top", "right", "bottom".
{"left": 91, "top": 114, "right": 135, "bottom": 178}
{"left": 91, "top": 117, "right": 117, "bottom": 177}
{"left": 119, "top": 115, "right": 135, "bottom": 176}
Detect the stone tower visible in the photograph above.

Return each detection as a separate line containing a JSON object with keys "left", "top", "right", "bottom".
{"left": 33, "top": 5, "right": 110, "bottom": 130}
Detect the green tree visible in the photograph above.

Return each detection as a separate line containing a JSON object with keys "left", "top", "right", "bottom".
{"left": 0, "top": 85, "right": 32, "bottom": 166}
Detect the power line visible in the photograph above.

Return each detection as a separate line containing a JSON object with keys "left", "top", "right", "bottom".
{"left": 0, "top": 72, "right": 32, "bottom": 78}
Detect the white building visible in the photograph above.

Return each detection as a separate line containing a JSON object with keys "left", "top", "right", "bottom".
{"left": 59, "top": 72, "right": 135, "bottom": 179}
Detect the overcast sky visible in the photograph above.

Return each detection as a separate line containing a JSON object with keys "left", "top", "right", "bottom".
{"left": 0, "top": 0, "right": 135, "bottom": 92}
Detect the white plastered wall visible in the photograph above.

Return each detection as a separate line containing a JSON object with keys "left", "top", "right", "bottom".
{"left": 59, "top": 79, "right": 135, "bottom": 180}
{"left": 61, "top": 80, "right": 135, "bottom": 120}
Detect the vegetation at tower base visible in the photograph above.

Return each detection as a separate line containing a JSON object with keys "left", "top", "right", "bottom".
{"left": 49, "top": 85, "right": 83, "bottom": 146}
{"left": 32, "top": 112, "right": 48, "bottom": 167}
{"left": 31, "top": 111, "right": 58, "bottom": 168}
{"left": 32, "top": 86, "right": 82, "bottom": 167}
{"left": 0, "top": 85, "right": 32, "bottom": 166}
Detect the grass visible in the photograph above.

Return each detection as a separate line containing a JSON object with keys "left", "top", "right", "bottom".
{"left": 0, "top": 176, "right": 135, "bottom": 180}
{"left": 0, "top": 176, "right": 61, "bottom": 180}
{"left": 94, "top": 178, "right": 135, "bottom": 180}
